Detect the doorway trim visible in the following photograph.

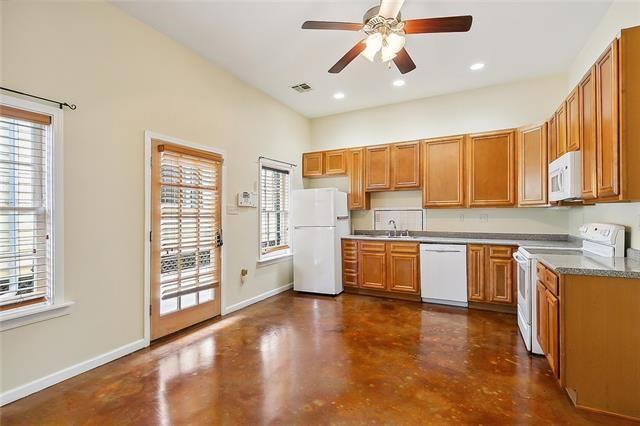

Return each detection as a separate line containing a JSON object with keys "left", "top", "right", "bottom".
{"left": 143, "top": 131, "right": 227, "bottom": 345}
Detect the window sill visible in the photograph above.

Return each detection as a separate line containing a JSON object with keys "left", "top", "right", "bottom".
{"left": 257, "top": 253, "right": 292, "bottom": 266}
{"left": 0, "top": 301, "right": 74, "bottom": 332}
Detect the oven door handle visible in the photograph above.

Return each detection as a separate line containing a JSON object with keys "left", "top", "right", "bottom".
{"left": 512, "top": 251, "right": 528, "bottom": 265}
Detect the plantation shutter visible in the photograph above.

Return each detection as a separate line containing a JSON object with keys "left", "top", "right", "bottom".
{"left": 0, "top": 105, "right": 51, "bottom": 310}
{"left": 155, "top": 144, "right": 223, "bottom": 315}
{"left": 260, "top": 165, "right": 290, "bottom": 255}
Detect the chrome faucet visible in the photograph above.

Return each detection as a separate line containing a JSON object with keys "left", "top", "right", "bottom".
{"left": 387, "top": 219, "right": 397, "bottom": 237}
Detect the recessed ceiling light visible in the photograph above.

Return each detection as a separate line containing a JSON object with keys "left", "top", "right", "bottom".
{"left": 470, "top": 63, "right": 485, "bottom": 71}
{"left": 392, "top": 79, "right": 406, "bottom": 87}
{"left": 333, "top": 92, "right": 345, "bottom": 100}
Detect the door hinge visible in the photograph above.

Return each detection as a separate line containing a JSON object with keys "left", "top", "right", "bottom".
{"left": 149, "top": 231, "right": 152, "bottom": 242}
{"left": 149, "top": 304, "right": 152, "bottom": 316}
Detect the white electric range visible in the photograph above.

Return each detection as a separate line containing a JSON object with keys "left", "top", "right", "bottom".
{"left": 513, "top": 223, "right": 626, "bottom": 354}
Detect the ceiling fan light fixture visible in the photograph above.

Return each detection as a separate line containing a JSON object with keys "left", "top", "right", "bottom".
{"left": 380, "top": 45, "right": 397, "bottom": 62}
{"left": 386, "top": 32, "right": 405, "bottom": 53}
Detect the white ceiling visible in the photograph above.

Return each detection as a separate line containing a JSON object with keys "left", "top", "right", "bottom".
{"left": 114, "top": 0, "right": 612, "bottom": 118}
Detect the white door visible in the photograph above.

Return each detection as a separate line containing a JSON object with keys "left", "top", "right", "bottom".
{"left": 293, "top": 227, "right": 336, "bottom": 294}
{"left": 292, "top": 189, "right": 335, "bottom": 227}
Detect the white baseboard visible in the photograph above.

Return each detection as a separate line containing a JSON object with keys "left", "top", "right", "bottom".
{"left": 222, "top": 282, "right": 292, "bottom": 315}
{"left": 1, "top": 338, "right": 146, "bottom": 406}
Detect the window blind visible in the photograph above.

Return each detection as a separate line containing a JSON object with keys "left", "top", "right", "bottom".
{"left": 156, "top": 144, "right": 222, "bottom": 316}
{"left": 260, "top": 165, "right": 290, "bottom": 255}
{"left": 0, "top": 106, "right": 51, "bottom": 310}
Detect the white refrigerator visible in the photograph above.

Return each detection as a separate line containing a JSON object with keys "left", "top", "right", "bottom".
{"left": 292, "top": 188, "right": 350, "bottom": 295}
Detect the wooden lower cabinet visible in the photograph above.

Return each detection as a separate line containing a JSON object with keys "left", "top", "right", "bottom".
{"left": 386, "top": 243, "right": 420, "bottom": 294}
{"left": 536, "top": 261, "right": 560, "bottom": 379}
{"left": 342, "top": 240, "right": 420, "bottom": 298}
{"left": 467, "top": 244, "right": 516, "bottom": 309}
{"left": 341, "top": 240, "right": 358, "bottom": 288}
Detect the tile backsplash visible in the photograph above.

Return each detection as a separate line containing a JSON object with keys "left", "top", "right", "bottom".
{"left": 373, "top": 209, "right": 424, "bottom": 231}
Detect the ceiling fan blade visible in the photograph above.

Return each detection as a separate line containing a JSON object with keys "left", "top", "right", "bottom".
{"left": 329, "top": 41, "right": 366, "bottom": 73}
{"left": 393, "top": 48, "right": 416, "bottom": 74}
{"left": 302, "top": 21, "right": 363, "bottom": 31}
{"left": 378, "top": 0, "right": 405, "bottom": 19}
{"left": 404, "top": 15, "right": 473, "bottom": 34}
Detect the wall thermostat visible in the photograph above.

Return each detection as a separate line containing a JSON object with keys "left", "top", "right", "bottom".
{"left": 237, "top": 191, "right": 257, "bottom": 207}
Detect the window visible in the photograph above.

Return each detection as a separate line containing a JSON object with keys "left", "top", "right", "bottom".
{"left": 0, "top": 98, "right": 68, "bottom": 330}
{"left": 259, "top": 160, "right": 291, "bottom": 261}
{"left": 0, "top": 104, "right": 52, "bottom": 312}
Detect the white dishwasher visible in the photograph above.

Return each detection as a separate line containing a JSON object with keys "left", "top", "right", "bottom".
{"left": 420, "top": 244, "right": 468, "bottom": 307}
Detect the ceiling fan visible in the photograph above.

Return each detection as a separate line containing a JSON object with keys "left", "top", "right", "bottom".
{"left": 301, "top": 0, "right": 473, "bottom": 74}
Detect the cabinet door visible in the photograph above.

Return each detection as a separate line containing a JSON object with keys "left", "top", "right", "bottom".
{"left": 358, "top": 242, "right": 386, "bottom": 290}
{"left": 467, "top": 245, "right": 485, "bottom": 301}
{"left": 518, "top": 124, "right": 548, "bottom": 206}
{"left": 302, "top": 152, "right": 324, "bottom": 177}
{"left": 467, "top": 130, "right": 516, "bottom": 207}
{"left": 580, "top": 67, "right": 598, "bottom": 200}
{"left": 548, "top": 115, "right": 558, "bottom": 163}
{"left": 391, "top": 141, "right": 421, "bottom": 189}
{"left": 487, "top": 256, "right": 515, "bottom": 304}
{"left": 555, "top": 102, "right": 568, "bottom": 158}
{"left": 546, "top": 290, "right": 559, "bottom": 377}
{"left": 342, "top": 240, "right": 359, "bottom": 288}
{"left": 422, "top": 136, "right": 465, "bottom": 208}
{"left": 347, "top": 148, "right": 370, "bottom": 210}
{"left": 536, "top": 281, "right": 548, "bottom": 354}
{"left": 596, "top": 40, "right": 620, "bottom": 199}
{"left": 386, "top": 243, "right": 420, "bottom": 294}
{"left": 365, "top": 145, "right": 391, "bottom": 191}
{"left": 324, "top": 149, "right": 347, "bottom": 175}
{"left": 566, "top": 87, "right": 581, "bottom": 152}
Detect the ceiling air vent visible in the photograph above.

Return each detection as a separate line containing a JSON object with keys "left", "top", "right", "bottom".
{"left": 291, "top": 83, "right": 312, "bottom": 93}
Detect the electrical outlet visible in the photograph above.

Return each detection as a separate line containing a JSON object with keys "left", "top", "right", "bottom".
{"left": 458, "top": 214, "right": 464, "bottom": 222}
{"left": 480, "top": 214, "right": 488, "bottom": 223}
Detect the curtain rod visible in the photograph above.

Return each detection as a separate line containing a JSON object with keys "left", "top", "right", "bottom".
{"left": 259, "top": 156, "right": 297, "bottom": 168}
{"left": 0, "top": 87, "right": 77, "bottom": 110}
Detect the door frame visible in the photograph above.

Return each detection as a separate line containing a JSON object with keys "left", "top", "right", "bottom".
{"left": 143, "top": 131, "right": 227, "bottom": 345}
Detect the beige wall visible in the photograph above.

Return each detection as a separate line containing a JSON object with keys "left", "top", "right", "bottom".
{"left": 566, "top": 0, "right": 640, "bottom": 249}
{"left": 0, "top": 2, "right": 309, "bottom": 393}
{"left": 308, "top": 75, "right": 571, "bottom": 234}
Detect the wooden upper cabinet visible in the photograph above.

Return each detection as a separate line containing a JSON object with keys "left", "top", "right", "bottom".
{"left": 302, "top": 152, "right": 323, "bottom": 177}
{"left": 518, "top": 124, "right": 548, "bottom": 206}
{"left": 467, "top": 245, "right": 485, "bottom": 302}
{"left": 566, "top": 87, "right": 581, "bottom": 152}
{"left": 386, "top": 243, "right": 420, "bottom": 294}
{"left": 347, "top": 148, "right": 370, "bottom": 210}
{"left": 596, "top": 40, "right": 620, "bottom": 199}
{"left": 467, "top": 130, "right": 516, "bottom": 207}
{"left": 555, "top": 102, "right": 568, "bottom": 158}
{"left": 365, "top": 145, "right": 391, "bottom": 191}
{"left": 324, "top": 149, "right": 347, "bottom": 175}
{"left": 548, "top": 115, "right": 558, "bottom": 163}
{"left": 391, "top": 141, "right": 421, "bottom": 189}
{"left": 358, "top": 241, "right": 387, "bottom": 290}
{"left": 580, "top": 67, "right": 598, "bottom": 200}
{"left": 422, "top": 136, "right": 465, "bottom": 208}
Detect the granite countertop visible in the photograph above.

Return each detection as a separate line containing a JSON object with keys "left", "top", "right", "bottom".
{"left": 343, "top": 232, "right": 640, "bottom": 279}
{"left": 342, "top": 232, "right": 583, "bottom": 249}
{"left": 531, "top": 250, "right": 640, "bottom": 279}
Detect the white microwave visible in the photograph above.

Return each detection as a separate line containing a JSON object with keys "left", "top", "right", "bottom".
{"left": 549, "top": 151, "right": 582, "bottom": 202}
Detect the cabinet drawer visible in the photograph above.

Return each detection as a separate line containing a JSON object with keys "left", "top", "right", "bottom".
{"left": 536, "top": 261, "right": 546, "bottom": 278}
{"left": 358, "top": 241, "right": 386, "bottom": 252}
{"left": 488, "top": 246, "right": 513, "bottom": 258}
{"left": 343, "top": 240, "right": 357, "bottom": 250}
{"left": 343, "top": 250, "right": 358, "bottom": 261}
{"left": 387, "top": 242, "right": 419, "bottom": 254}
{"left": 544, "top": 269, "right": 559, "bottom": 296}
{"left": 343, "top": 260, "right": 357, "bottom": 274}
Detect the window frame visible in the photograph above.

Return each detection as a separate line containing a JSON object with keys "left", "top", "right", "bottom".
{"left": 0, "top": 95, "right": 69, "bottom": 331}
{"left": 258, "top": 158, "right": 292, "bottom": 263}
